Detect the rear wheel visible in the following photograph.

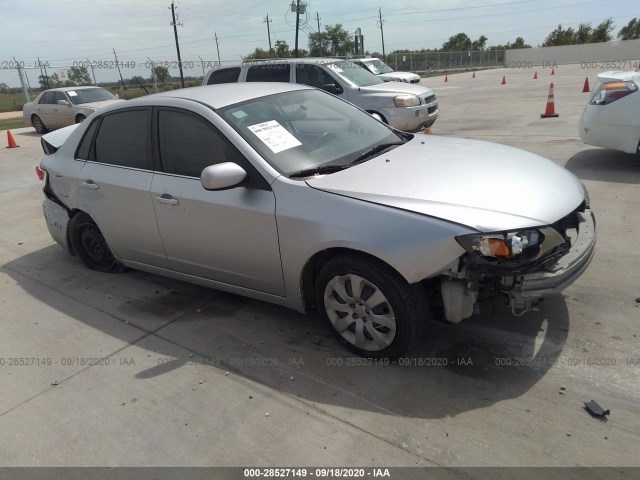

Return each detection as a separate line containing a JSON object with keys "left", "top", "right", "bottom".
{"left": 31, "top": 114, "right": 47, "bottom": 134}
{"left": 69, "top": 212, "right": 125, "bottom": 273}
{"left": 315, "top": 255, "right": 427, "bottom": 358}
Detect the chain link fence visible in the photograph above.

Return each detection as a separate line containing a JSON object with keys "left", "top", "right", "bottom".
{"left": 384, "top": 50, "right": 506, "bottom": 74}
{"left": 1, "top": 51, "right": 505, "bottom": 113}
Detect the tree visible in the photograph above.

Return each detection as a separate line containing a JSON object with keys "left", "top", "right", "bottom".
{"left": 308, "top": 24, "right": 354, "bottom": 57}
{"left": 618, "top": 17, "right": 640, "bottom": 40}
{"left": 590, "top": 18, "right": 614, "bottom": 43}
{"left": 509, "top": 37, "right": 531, "bottom": 49}
{"left": 38, "top": 73, "right": 62, "bottom": 89}
{"left": 441, "top": 33, "right": 472, "bottom": 51}
{"left": 471, "top": 35, "right": 488, "bottom": 51}
{"left": 153, "top": 66, "right": 170, "bottom": 85}
{"left": 66, "top": 66, "right": 92, "bottom": 86}
{"left": 274, "top": 40, "right": 291, "bottom": 58}
{"left": 244, "top": 47, "right": 272, "bottom": 60}
{"left": 542, "top": 19, "right": 613, "bottom": 46}
{"left": 0, "top": 82, "right": 9, "bottom": 94}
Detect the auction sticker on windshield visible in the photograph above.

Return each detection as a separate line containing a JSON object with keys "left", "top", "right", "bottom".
{"left": 247, "top": 120, "right": 302, "bottom": 153}
{"left": 68, "top": 91, "right": 77, "bottom": 97}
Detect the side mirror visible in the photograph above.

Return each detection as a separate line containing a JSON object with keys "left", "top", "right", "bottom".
{"left": 57, "top": 99, "right": 70, "bottom": 106}
{"left": 201, "top": 162, "right": 247, "bottom": 191}
{"left": 323, "top": 83, "right": 343, "bottom": 95}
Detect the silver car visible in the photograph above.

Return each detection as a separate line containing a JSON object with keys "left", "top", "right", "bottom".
{"left": 38, "top": 83, "right": 596, "bottom": 358}
{"left": 203, "top": 58, "right": 438, "bottom": 131}
{"left": 23, "top": 86, "right": 123, "bottom": 134}
{"left": 352, "top": 58, "right": 421, "bottom": 84}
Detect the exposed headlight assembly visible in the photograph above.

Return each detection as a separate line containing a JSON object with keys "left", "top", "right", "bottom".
{"left": 456, "top": 226, "right": 566, "bottom": 265}
{"left": 394, "top": 94, "right": 420, "bottom": 107}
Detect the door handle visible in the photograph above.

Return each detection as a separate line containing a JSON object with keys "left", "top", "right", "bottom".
{"left": 154, "top": 194, "right": 179, "bottom": 205}
{"left": 80, "top": 180, "right": 99, "bottom": 190}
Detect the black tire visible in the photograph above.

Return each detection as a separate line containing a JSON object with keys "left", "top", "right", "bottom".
{"left": 368, "top": 111, "right": 388, "bottom": 124}
{"left": 31, "top": 114, "right": 48, "bottom": 134}
{"left": 315, "top": 255, "right": 428, "bottom": 358}
{"left": 69, "top": 212, "right": 125, "bottom": 273}
{"left": 75, "top": 114, "right": 87, "bottom": 123}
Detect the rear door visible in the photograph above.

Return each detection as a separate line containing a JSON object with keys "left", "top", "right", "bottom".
{"left": 77, "top": 108, "right": 168, "bottom": 267}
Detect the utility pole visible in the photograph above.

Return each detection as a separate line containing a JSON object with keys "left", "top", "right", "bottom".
{"left": 263, "top": 15, "right": 273, "bottom": 54}
{"left": 294, "top": 0, "right": 301, "bottom": 58}
{"left": 214, "top": 32, "right": 221, "bottom": 67}
{"left": 170, "top": 1, "right": 185, "bottom": 88}
{"left": 85, "top": 58, "right": 97, "bottom": 85}
{"left": 378, "top": 8, "right": 386, "bottom": 58}
{"left": 316, "top": 12, "right": 322, "bottom": 57}
{"left": 113, "top": 48, "right": 125, "bottom": 89}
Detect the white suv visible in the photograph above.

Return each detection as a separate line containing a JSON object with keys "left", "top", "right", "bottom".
{"left": 203, "top": 58, "right": 438, "bottom": 132}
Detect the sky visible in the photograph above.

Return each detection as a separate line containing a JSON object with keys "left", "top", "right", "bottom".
{"left": 0, "top": 0, "right": 638, "bottom": 84}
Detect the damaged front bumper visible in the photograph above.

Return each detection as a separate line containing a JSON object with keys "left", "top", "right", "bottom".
{"left": 441, "top": 209, "right": 596, "bottom": 322}
{"left": 510, "top": 210, "right": 596, "bottom": 313}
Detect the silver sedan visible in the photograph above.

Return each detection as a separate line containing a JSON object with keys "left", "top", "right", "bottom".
{"left": 38, "top": 82, "right": 596, "bottom": 358}
{"left": 23, "top": 86, "right": 123, "bottom": 133}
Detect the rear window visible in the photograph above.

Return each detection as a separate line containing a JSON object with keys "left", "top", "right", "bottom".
{"left": 206, "top": 67, "right": 241, "bottom": 85}
{"left": 246, "top": 64, "right": 290, "bottom": 83}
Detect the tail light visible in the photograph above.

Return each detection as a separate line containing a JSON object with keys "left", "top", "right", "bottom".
{"left": 590, "top": 81, "right": 638, "bottom": 105}
{"left": 35, "top": 166, "right": 45, "bottom": 181}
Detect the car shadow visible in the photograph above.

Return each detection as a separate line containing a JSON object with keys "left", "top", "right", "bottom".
{"left": 4, "top": 245, "right": 570, "bottom": 420}
{"left": 565, "top": 148, "right": 640, "bottom": 183}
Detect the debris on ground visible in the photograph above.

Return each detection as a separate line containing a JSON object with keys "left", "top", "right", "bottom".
{"left": 584, "top": 400, "right": 610, "bottom": 417}
{"left": 225, "top": 371, "right": 230, "bottom": 376}
{"left": 51, "top": 380, "right": 59, "bottom": 386}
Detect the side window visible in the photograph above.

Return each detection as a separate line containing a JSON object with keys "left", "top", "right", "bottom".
{"left": 40, "top": 92, "right": 55, "bottom": 104}
{"left": 75, "top": 119, "right": 99, "bottom": 160}
{"left": 295, "top": 64, "right": 336, "bottom": 89}
{"left": 94, "top": 110, "right": 149, "bottom": 169}
{"left": 246, "top": 64, "right": 290, "bottom": 82}
{"left": 158, "top": 110, "right": 243, "bottom": 178}
{"left": 54, "top": 91, "right": 67, "bottom": 104}
{"left": 206, "top": 67, "right": 241, "bottom": 85}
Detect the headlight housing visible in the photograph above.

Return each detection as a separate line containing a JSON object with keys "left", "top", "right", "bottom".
{"left": 394, "top": 94, "right": 420, "bottom": 107}
{"left": 456, "top": 226, "right": 567, "bottom": 267}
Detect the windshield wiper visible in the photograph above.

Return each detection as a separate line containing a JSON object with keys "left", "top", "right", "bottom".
{"left": 289, "top": 164, "right": 350, "bottom": 178}
{"left": 350, "top": 142, "right": 404, "bottom": 165}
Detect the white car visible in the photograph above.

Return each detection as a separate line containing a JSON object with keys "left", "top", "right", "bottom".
{"left": 579, "top": 70, "right": 640, "bottom": 155}
{"left": 353, "top": 58, "right": 421, "bottom": 84}
{"left": 23, "top": 87, "right": 123, "bottom": 134}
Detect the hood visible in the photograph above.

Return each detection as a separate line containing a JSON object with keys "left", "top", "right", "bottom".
{"left": 359, "top": 81, "right": 432, "bottom": 96}
{"left": 76, "top": 99, "right": 123, "bottom": 110}
{"left": 306, "top": 136, "right": 586, "bottom": 232}
{"left": 378, "top": 71, "right": 420, "bottom": 82}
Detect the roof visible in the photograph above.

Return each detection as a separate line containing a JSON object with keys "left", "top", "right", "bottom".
{"left": 126, "top": 82, "right": 313, "bottom": 110}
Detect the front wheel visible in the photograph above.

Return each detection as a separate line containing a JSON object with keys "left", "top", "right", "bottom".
{"left": 31, "top": 114, "right": 47, "bottom": 134}
{"left": 69, "top": 212, "right": 125, "bottom": 273}
{"left": 75, "top": 114, "right": 87, "bottom": 123}
{"left": 315, "top": 255, "right": 427, "bottom": 358}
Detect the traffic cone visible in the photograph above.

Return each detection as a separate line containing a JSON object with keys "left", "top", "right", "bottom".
{"left": 582, "top": 77, "right": 590, "bottom": 93}
{"left": 422, "top": 127, "right": 431, "bottom": 135}
{"left": 533, "top": 71, "right": 538, "bottom": 79}
{"left": 541, "top": 82, "right": 559, "bottom": 118}
{"left": 551, "top": 67, "right": 555, "bottom": 75}
{"left": 6, "top": 130, "right": 19, "bottom": 149}
{"left": 501, "top": 75, "right": 506, "bottom": 85}
{"left": 472, "top": 71, "right": 476, "bottom": 78}
{"left": 444, "top": 75, "right": 448, "bottom": 82}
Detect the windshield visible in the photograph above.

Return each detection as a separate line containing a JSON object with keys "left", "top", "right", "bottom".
{"left": 219, "top": 89, "right": 407, "bottom": 177}
{"left": 67, "top": 88, "right": 118, "bottom": 105}
{"left": 363, "top": 59, "right": 394, "bottom": 75}
{"left": 326, "top": 61, "right": 384, "bottom": 87}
